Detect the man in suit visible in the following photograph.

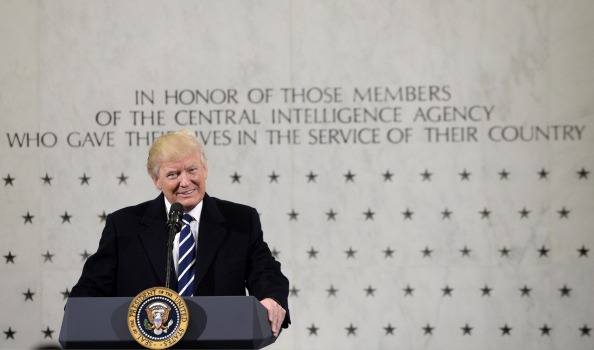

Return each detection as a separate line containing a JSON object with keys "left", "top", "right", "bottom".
{"left": 69, "top": 129, "right": 290, "bottom": 335}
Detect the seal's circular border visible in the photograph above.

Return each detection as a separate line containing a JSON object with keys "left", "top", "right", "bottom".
{"left": 127, "top": 287, "right": 189, "bottom": 349}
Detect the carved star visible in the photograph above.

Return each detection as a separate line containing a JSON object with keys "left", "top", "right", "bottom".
{"left": 4, "top": 251, "right": 16, "bottom": 264}
{"left": 383, "top": 247, "right": 394, "bottom": 258}
{"left": 422, "top": 324, "right": 434, "bottom": 335}
{"left": 557, "top": 207, "right": 570, "bottom": 219}
{"left": 403, "top": 285, "right": 414, "bottom": 296}
{"left": 459, "top": 169, "right": 471, "bottom": 181}
{"left": 268, "top": 171, "right": 280, "bottom": 183}
{"left": 364, "top": 285, "right": 376, "bottom": 296}
{"left": 537, "top": 168, "right": 549, "bottom": 179}
{"left": 42, "top": 250, "right": 54, "bottom": 263}
{"left": 421, "top": 246, "right": 433, "bottom": 258}
{"left": 61, "top": 288, "right": 70, "bottom": 300}
{"left": 577, "top": 167, "right": 589, "bottom": 179}
{"left": 98, "top": 211, "right": 107, "bottom": 223}
{"left": 41, "top": 173, "right": 53, "bottom": 185}
{"left": 271, "top": 248, "right": 280, "bottom": 259}
{"left": 60, "top": 211, "right": 72, "bottom": 224}
{"left": 327, "top": 285, "right": 338, "bottom": 297}
{"left": 480, "top": 285, "right": 493, "bottom": 297}
{"left": 559, "top": 284, "right": 571, "bottom": 297}
{"left": 402, "top": 208, "right": 414, "bottom": 220}
{"left": 479, "top": 208, "right": 491, "bottom": 219}
{"left": 230, "top": 172, "right": 241, "bottom": 184}
{"left": 42, "top": 326, "right": 54, "bottom": 339}
{"left": 79, "top": 173, "right": 91, "bottom": 185}
{"left": 326, "top": 209, "right": 337, "bottom": 221}
{"left": 498, "top": 169, "right": 510, "bottom": 180}
{"left": 420, "top": 169, "right": 432, "bottom": 181}
{"left": 288, "top": 210, "right": 299, "bottom": 221}
{"left": 382, "top": 170, "right": 394, "bottom": 182}
{"left": 537, "top": 245, "right": 550, "bottom": 257}
{"left": 519, "top": 285, "right": 532, "bottom": 297}
{"left": 540, "top": 324, "right": 552, "bottom": 336}
{"left": 22, "top": 211, "right": 34, "bottom": 224}
{"left": 577, "top": 245, "right": 589, "bottom": 257}
{"left": 580, "top": 324, "right": 591, "bottom": 336}
{"left": 345, "top": 247, "right": 357, "bottom": 259}
{"left": 306, "top": 171, "right": 318, "bottom": 183}
{"left": 460, "top": 246, "right": 471, "bottom": 257}
{"left": 461, "top": 323, "right": 473, "bottom": 335}
{"left": 117, "top": 172, "right": 128, "bottom": 185}
{"left": 363, "top": 208, "right": 375, "bottom": 220}
{"left": 518, "top": 207, "right": 530, "bottom": 219}
{"left": 3, "top": 327, "right": 16, "bottom": 340}
{"left": 441, "top": 208, "right": 452, "bottom": 219}
{"left": 345, "top": 324, "right": 357, "bottom": 336}
{"left": 80, "top": 250, "right": 90, "bottom": 261}
{"left": 442, "top": 285, "right": 454, "bottom": 296}
{"left": 3, "top": 174, "right": 15, "bottom": 186}
{"left": 23, "top": 288, "right": 35, "bottom": 301}
{"left": 289, "top": 286, "right": 299, "bottom": 297}
{"left": 307, "top": 324, "right": 319, "bottom": 336}
{"left": 384, "top": 323, "right": 396, "bottom": 335}
{"left": 499, "top": 247, "right": 511, "bottom": 258}
{"left": 344, "top": 170, "right": 356, "bottom": 182}
{"left": 500, "top": 324, "right": 512, "bottom": 336}
{"left": 307, "top": 247, "right": 318, "bottom": 259}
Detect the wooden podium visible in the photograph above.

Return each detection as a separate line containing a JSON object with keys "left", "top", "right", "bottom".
{"left": 59, "top": 296, "right": 277, "bottom": 349}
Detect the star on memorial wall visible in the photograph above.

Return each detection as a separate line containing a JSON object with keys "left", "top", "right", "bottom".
{"left": 402, "top": 208, "right": 414, "bottom": 220}
{"left": 287, "top": 210, "right": 299, "bottom": 221}
{"left": 577, "top": 167, "right": 589, "bottom": 179}
{"left": 479, "top": 208, "right": 491, "bottom": 219}
{"left": 345, "top": 324, "right": 357, "bottom": 336}
{"left": 271, "top": 248, "right": 280, "bottom": 259}
{"left": 580, "top": 324, "right": 592, "bottom": 336}
{"left": 559, "top": 284, "right": 571, "bottom": 297}
{"left": 537, "top": 245, "right": 550, "bottom": 257}
{"left": 3, "top": 174, "right": 15, "bottom": 186}
{"left": 61, "top": 288, "right": 70, "bottom": 300}
{"left": 518, "top": 207, "right": 530, "bottom": 218}
{"left": 307, "top": 247, "right": 318, "bottom": 259}
{"left": 578, "top": 245, "right": 589, "bottom": 257}
{"left": 80, "top": 250, "right": 91, "bottom": 261}
{"left": 343, "top": 170, "right": 356, "bottom": 182}
{"left": 22, "top": 211, "right": 34, "bottom": 224}
{"left": 364, "top": 285, "right": 376, "bottom": 296}
{"left": 230, "top": 172, "right": 241, "bottom": 183}
{"left": 537, "top": 168, "right": 549, "bottom": 179}
{"left": 499, "top": 247, "right": 511, "bottom": 258}
{"left": 459, "top": 169, "right": 471, "bottom": 181}
{"left": 382, "top": 170, "right": 394, "bottom": 181}
{"left": 306, "top": 171, "right": 318, "bottom": 183}
{"left": 42, "top": 250, "right": 54, "bottom": 263}
{"left": 421, "top": 246, "right": 433, "bottom": 258}
{"left": 480, "top": 285, "right": 493, "bottom": 297}
{"left": 441, "top": 208, "right": 452, "bottom": 219}
{"left": 41, "top": 173, "right": 53, "bottom": 185}
{"left": 441, "top": 285, "right": 454, "bottom": 296}
{"left": 500, "top": 324, "right": 512, "bottom": 336}
{"left": 98, "top": 211, "right": 107, "bottom": 223}
{"left": 79, "top": 173, "right": 91, "bottom": 185}
{"left": 4, "top": 251, "right": 16, "bottom": 264}
{"left": 268, "top": 171, "right": 280, "bottom": 183}
{"left": 326, "top": 285, "right": 338, "bottom": 297}
{"left": 3, "top": 327, "right": 16, "bottom": 340}
{"left": 420, "top": 169, "right": 432, "bottom": 181}
{"left": 307, "top": 324, "right": 319, "bottom": 336}
{"left": 384, "top": 324, "right": 396, "bottom": 335}
{"left": 422, "top": 324, "right": 434, "bottom": 335}
{"left": 363, "top": 208, "right": 375, "bottom": 220}
{"left": 23, "top": 288, "right": 35, "bottom": 301}
{"left": 403, "top": 285, "right": 414, "bottom": 296}
{"left": 42, "top": 326, "right": 54, "bottom": 339}
{"left": 459, "top": 246, "right": 471, "bottom": 257}
{"left": 461, "top": 324, "right": 473, "bottom": 335}
{"left": 345, "top": 247, "right": 357, "bottom": 259}
{"left": 383, "top": 247, "right": 394, "bottom": 258}
{"left": 520, "top": 285, "right": 532, "bottom": 297}
{"left": 540, "top": 324, "right": 552, "bottom": 336}
{"left": 557, "top": 206, "right": 570, "bottom": 219}
{"left": 117, "top": 172, "right": 128, "bottom": 185}
{"left": 60, "top": 211, "right": 72, "bottom": 223}
{"left": 289, "top": 286, "right": 299, "bottom": 297}
{"left": 325, "top": 209, "right": 337, "bottom": 220}
{"left": 498, "top": 169, "right": 510, "bottom": 180}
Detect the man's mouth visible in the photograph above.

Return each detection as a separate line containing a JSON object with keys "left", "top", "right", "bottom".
{"left": 178, "top": 189, "right": 195, "bottom": 196}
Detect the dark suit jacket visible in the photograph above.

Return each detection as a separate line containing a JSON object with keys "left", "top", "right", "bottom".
{"left": 70, "top": 193, "right": 290, "bottom": 328}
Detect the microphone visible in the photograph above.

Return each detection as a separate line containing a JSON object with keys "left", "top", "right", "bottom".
{"left": 167, "top": 202, "right": 184, "bottom": 232}
{"left": 166, "top": 202, "right": 184, "bottom": 289}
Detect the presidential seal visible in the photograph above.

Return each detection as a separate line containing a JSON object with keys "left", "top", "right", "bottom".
{"left": 127, "top": 287, "right": 189, "bottom": 349}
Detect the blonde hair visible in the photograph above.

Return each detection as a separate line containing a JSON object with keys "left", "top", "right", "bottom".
{"left": 147, "top": 130, "right": 207, "bottom": 178}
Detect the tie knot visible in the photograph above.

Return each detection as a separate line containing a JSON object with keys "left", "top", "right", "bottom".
{"left": 182, "top": 213, "right": 194, "bottom": 224}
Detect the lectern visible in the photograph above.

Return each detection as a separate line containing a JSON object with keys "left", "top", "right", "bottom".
{"left": 59, "top": 296, "right": 277, "bottom": 349}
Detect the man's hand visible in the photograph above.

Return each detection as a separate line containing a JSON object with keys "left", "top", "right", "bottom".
{"left": 260, "top": 298, "right": 286, "bottom": 337}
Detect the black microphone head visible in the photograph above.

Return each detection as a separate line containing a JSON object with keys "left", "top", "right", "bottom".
{"left": 167, "top": 202, "right": 184, "bottom": 231}
{"left": 169, "top": 202, "right": 184, "bottom": 216}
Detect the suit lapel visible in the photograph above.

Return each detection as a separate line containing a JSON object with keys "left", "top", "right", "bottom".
{"left": 195, "top": 194, "right": 228, "bottom": 288}
{"left": 138, "top": 194, "right": 170, "bottom": 287}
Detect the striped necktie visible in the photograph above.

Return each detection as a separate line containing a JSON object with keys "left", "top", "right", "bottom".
{"left": 177, "top": 213, "right": 196, "bottom": 296}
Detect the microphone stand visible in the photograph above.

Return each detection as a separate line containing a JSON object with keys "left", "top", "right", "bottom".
{"left": 165, "top": 218, "right": 181, "bottom": 290}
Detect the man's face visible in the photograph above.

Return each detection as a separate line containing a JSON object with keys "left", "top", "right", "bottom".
{"left": 152, "top": 154, "right": 208, "bottom": 212}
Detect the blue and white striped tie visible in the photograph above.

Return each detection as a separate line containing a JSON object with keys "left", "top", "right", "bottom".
{"left": 177, "top": 214, "right": 196, "bottom": 296}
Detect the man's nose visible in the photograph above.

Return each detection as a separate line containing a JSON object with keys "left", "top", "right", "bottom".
{"left": 179, "top": 172, "right": 190, "bottom": 186}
